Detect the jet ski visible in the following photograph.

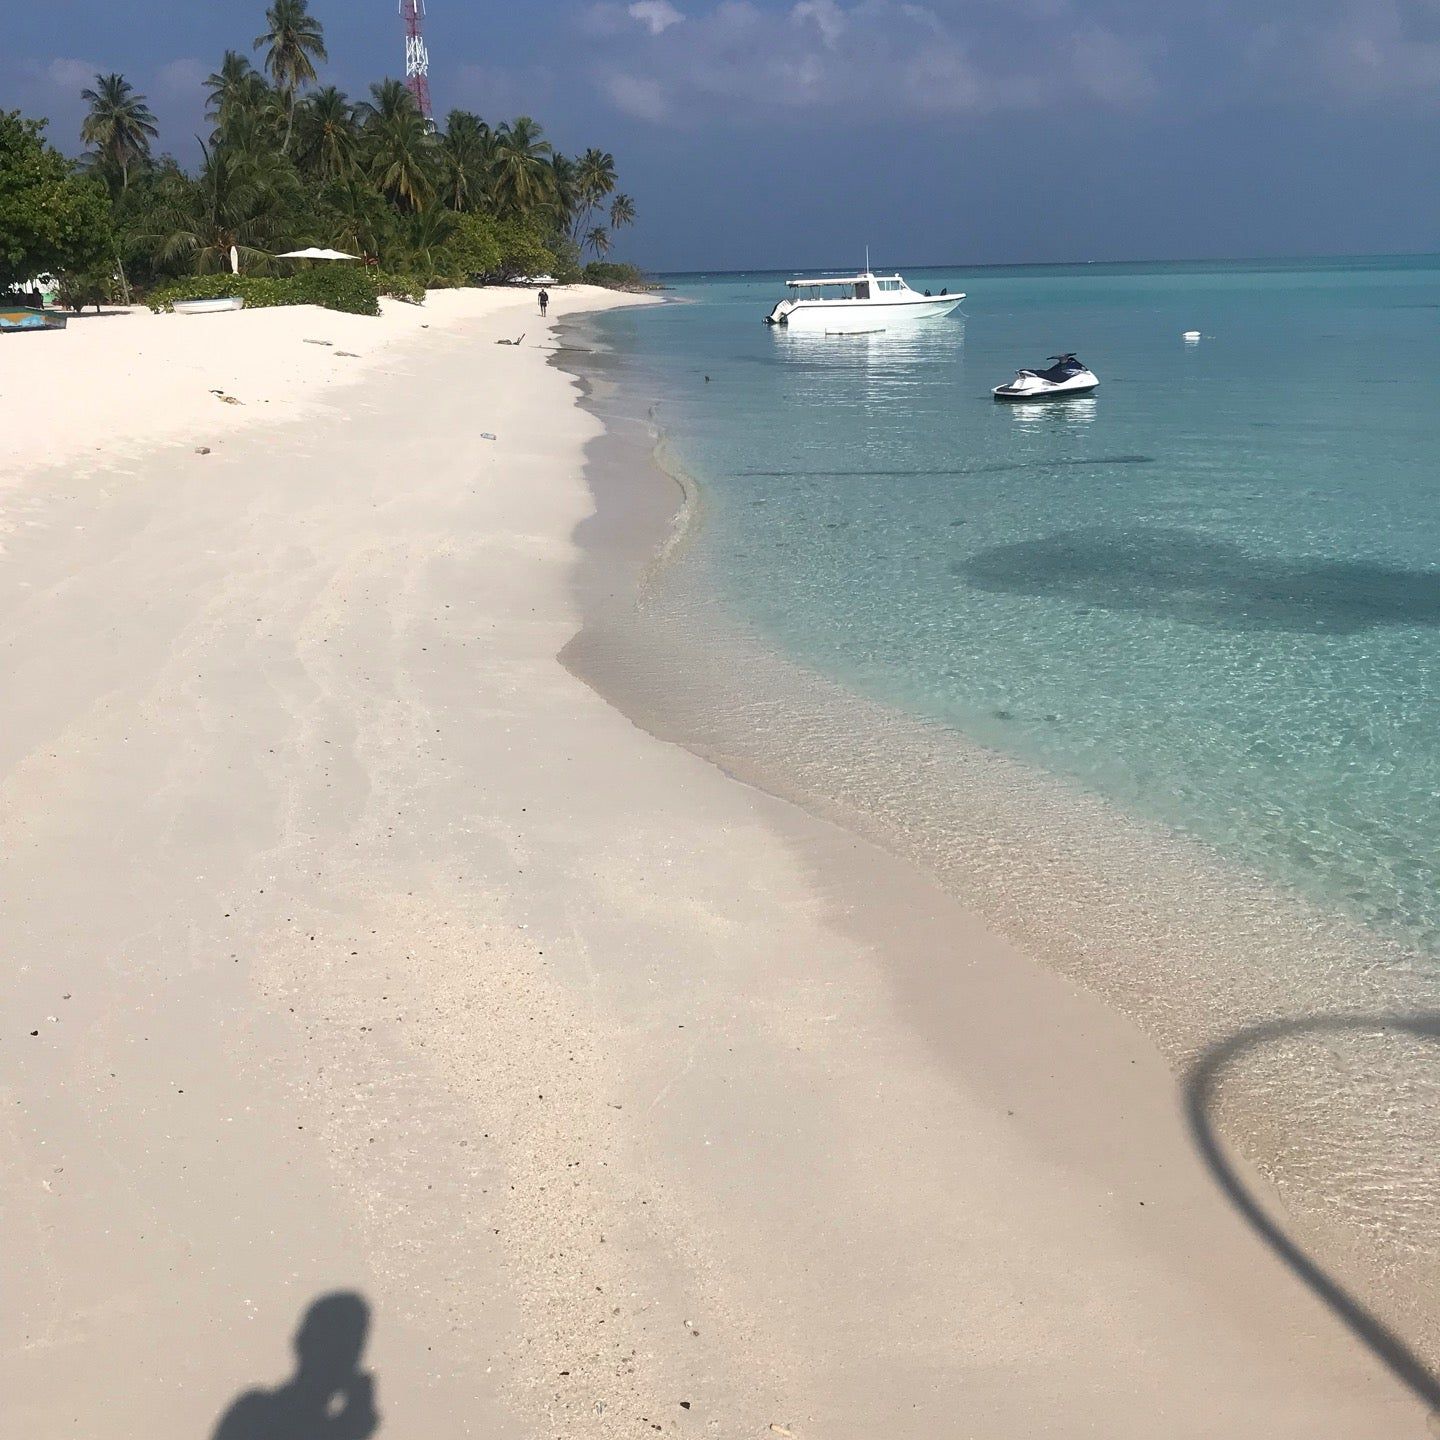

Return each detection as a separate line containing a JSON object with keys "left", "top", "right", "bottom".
{"left": 992, "top": 353, "right": 1099, "bottom": 401}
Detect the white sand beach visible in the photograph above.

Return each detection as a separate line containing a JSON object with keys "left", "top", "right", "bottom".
{"left": 1, "top": 286, "right": 1433, "bottom": 1437}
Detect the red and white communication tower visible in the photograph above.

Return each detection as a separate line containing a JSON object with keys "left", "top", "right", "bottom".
{"left": 400, "top": 0, "right": 433, "bottom": 122}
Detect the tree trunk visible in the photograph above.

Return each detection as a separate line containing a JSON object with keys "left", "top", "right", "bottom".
{"left": 283, "top": 92, "right": 295, "bottom": 154}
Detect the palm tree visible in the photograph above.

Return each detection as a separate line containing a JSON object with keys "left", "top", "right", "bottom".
{"left": 393, "top": 204, "right": 459, "bottom": 274}
{"left": 440, "top": 110, "right": 493, "bottom": 212}
{"left": 254, "top": 0, "right": 328, "bottom": 153}
{"left": 207, "top": 56, "right": 282, "bottom": 152}
{"left": 549, "top": 152, "right": 579, "bottom": 231}
{"left": 361, "top": 83, "right": 439, "bottom": 211}
{"left": 578, "top": 148, "right": 617, "bottom": 199}
{"left": 584, "top": 225, "right": 612, "bottom": 259}
{"left": 80, "top": 73, "right": 158, "bottom": 191}
{"left": 295, "top": 86, "right": 358, "bottom": 181}
{"left": 577, "top": 148, "right": 616, "bottom": 231}
{"left": 214, "top": 98, "right": 288, "bottom": 163}
{"left": 491, "top": 116, "right": 555, "bottom": 219}
{"left": 131, "top": 141, "right": 298, "bottom": 275}
{"left": 359, "top": 78, "right": 415, "bottom": 126}
{"left": 608, "top": 193, "right": 636, "bottom": 231}
{"left": 205, "top": 51, "right": 258, "bottom": 122}
{"left": 317, "top": 176, "right": 395, "bottom": 260}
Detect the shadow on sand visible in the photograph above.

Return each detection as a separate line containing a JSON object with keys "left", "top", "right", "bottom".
{"left": 1184, "top": 1013, "right": 1440, "bottom": 1410}
{"left": 212, "top": 1291, "right": 379, "bottom": 1440}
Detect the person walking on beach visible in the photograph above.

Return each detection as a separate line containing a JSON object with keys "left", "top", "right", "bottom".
{"left": 538, "top": 288, "right": 549, "bottom": 317}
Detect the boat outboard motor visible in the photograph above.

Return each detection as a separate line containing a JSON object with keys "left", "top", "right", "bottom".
{"left": 764, "top": 299, "right": 795, "bottom": 326}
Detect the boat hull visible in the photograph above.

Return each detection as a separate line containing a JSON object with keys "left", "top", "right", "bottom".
{"left": 993, "top": 365, "right": 1100, "bottom": 401}
{"left": 172, "top": 297, "right": 245, "bottom": 315}
{"left": 0, "top": 307, "right": 66, "bottom": 333}
{"left": 993, "top": 380, "right": 1099, "bottom": 401}
{"left": 768, "top": 294, "right": 963, "bottom": 329}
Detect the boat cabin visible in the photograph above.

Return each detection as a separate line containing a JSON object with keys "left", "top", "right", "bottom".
{"left": 786, "top": 273, "right": 909, "bottom": 302}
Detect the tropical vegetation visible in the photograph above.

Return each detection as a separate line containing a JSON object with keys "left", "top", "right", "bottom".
{"left": 4, "top": 0, "right": 642, "bottom": 311}
{"left": 0, "top": 111, "right": 112, "bottom": 292}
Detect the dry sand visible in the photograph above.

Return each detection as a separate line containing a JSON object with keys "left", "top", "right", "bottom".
{"left": 0, "top": 288, "right": 536, "bottom": 492}
{"left": 0, "top": 285, "right": 1433, "bottom": 1438}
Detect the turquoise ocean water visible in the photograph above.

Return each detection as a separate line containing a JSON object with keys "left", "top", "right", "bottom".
{"left": 586, "top": 257, "right": 1440, "bottom": 960}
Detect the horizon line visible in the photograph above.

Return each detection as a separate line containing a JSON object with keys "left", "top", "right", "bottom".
{"left": 651, "top": 247, "right": 1440, "bottom": 277}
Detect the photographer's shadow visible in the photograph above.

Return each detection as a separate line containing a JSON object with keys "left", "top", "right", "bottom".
{"left": 213, "top": 1291, "right": 379, "bottom": 1440}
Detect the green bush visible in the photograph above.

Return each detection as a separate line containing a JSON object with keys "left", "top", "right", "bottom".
{"left": 548, "top": 236, "right": 583, "bottom": 286}
{"left": 582, "top": 261, "right": 653, "bottom": 291}
{"left": 493, "top": 217, "right": 556, "bottom": 281}
{"left": 147, "top": 274, "right": 289, "bottom": 311}
{"left": 146, "top": 266, "right": 381, "bottom": 316}
{"left": 374, "top": 271, "right": 427, "bottom": 304}
{"left": 57, "top": 267, "right": 117, "bottom": 312}
{"left": 0, "top": 111, "right": 112, "bottom": 291}
{"left": 439, "top": 212, "right": 558, "bottom": 284}
{"left": 443, "top": 212, "right": 502, "bottom": 281}
{"left": 292, "top": 263, "right": 380, "bottom": 316}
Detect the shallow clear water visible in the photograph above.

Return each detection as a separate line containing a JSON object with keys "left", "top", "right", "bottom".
{"left": 588, "top": 258, "right": 1440, "bottom": 956}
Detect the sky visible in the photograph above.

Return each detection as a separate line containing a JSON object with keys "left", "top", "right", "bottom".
{"left": 6, "top": 0, "right": 1440, "bottom": 270}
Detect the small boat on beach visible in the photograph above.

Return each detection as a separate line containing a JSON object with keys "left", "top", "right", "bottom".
{"left": 172, "top": 296, "right": 245, "bottom": 315}
{"left": 993, "top": 354, "right": 1099, "bottom": 401}
{"left": 765, "top": 270, "right": 963, "bottom": 330}
{"left": 0, "top": 306, "right": 67, "bottom": 333}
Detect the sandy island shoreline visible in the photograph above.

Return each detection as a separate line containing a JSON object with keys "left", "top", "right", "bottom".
{"left": 0, "top": 286, "right": 1432, "bottom": 1437}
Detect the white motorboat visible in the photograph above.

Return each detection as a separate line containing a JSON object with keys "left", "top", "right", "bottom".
{"left": 765, "top": 270, "right": 963, "bottom": 330}
{"left": 992, "top": 353, "right": 1099, "bottom": 401}
{"left": 172, "top": 296, "right": 245, "bottom": 314}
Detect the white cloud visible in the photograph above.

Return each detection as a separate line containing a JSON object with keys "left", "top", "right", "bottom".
{"left": 1308, "top": 3, "right": 1440, "bottom": 95}
{"left": 601, "top": 71, "right": 671, "bottom": 121}
{"left": 628, "top": 0, "right": 684, "bottom": 35}
{"left": 792, "top": 0, "right": 846, "bottom": 48}
{"left": 43, "top": 57, "right": 99, "bottom": 94}
{"left": 1227, "top": 1, "right": 1440, "bottom": 101}
{"left": 585, "top": 0, "right": 1440, "bottom": 128}
{"left": 589, "top": 0, "right": 1161, "bottom": 122}
{"left": 155, "top": 57, "right": 208, "bottom": 99}
{"left": 1070, "top": 27, "right": 1159, "bottom": 106}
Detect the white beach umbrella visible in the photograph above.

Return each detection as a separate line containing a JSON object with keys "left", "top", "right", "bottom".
{"left": 276, "top": 247, "right": 360, "bottom": 261}
{"left": 230, "top": 245, "right": 240, "bottom": 275}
